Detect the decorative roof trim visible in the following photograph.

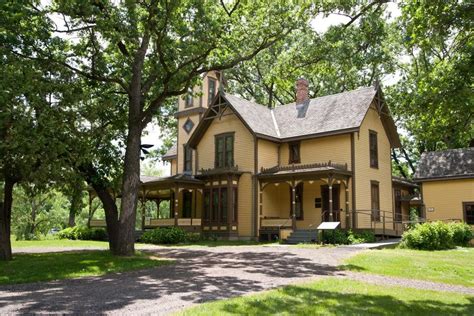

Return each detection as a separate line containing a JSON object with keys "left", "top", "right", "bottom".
{"left": 270, "top": 110, "right": 281, "bottom": 137}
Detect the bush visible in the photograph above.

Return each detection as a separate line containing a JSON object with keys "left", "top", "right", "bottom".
{"left": 448, "top": 222, "right": 473, "bottom": 247}
{"left": 400, "top": 221, "right": 472, "bottom": 250}
{"left": 323, "top": 229, "right": 375, "bottom": 245}
{"left": 140, "top": 227, "right": 187, "bottom": 244}
{"left": 57, "top": 226, "right": 108, "bottom": 241}
{"left": 186, "top": 232, "right": 202, "bottom": 243}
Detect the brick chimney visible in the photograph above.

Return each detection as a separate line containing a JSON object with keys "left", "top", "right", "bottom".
{"left": 295, "top": 78, "right": 309, "bottom": 104}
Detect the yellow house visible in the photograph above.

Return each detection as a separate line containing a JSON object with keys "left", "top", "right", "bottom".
{"left": 138, "top": 73, "right": 414, "bottom": 241}
{"left": 414, "top": 148, "right": 474, "bottom": 225}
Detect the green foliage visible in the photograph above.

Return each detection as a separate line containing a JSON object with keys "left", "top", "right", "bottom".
{"left": 323, "top": 229, "right": 375, "bottom": 245}
{"left": 186, "top": 232, "right": 202, "bottom": 243}
{"left": 57, "top": 226, "right": 108, "bottom": 241}
{"left": 448, "top": 222, "right": 473, "bottom": 247}
{"left": 400, "top": 221, "right": 473, "bottom": 250}
{"left": 140, "top": 227, "right": 187, "bottom": 245}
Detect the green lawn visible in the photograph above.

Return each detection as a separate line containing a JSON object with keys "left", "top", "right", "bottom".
{"left": 12, "top": 239, "right": 110, "bottom": 248}
{"left": 343, "top": 247, "right": 474, "bottom": 287}
{"left": 179, "top": 278, "right": 474, "bottom": 316}
{"left": 0, "top": 251, "right": 171, "bottom": 285}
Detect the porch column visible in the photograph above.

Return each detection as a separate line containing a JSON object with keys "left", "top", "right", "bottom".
{"left": 291, "top": 181, "right": 296, "bottom": 230}
{"left": 328, "top": 184, "right": 333, "bottom": 221}
{"left": 174, "top": 186, "right": 179, "bottom": 226}
{"left": 343, "top": 179, "right": 350, "bottom": 228}
{"left": 155, "top": 198, "right": 161, "bottom": 218}
{"left": 140, "top": 189, "right": 146, "bottom": 230}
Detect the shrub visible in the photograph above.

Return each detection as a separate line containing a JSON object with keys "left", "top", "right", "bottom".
{"left": 448, "top": 222, "right": 473, "bottom": 246}
{"left": 400, "top": 221, "right": 472, "bottom": 250}
{"left": 140, "top": 227, "right": 187, "bottom": 244}
{"left": 186, "top": 232, "right": 202, "bottom": 243}
{"left": 57, "top": 226, "right": 107, "bottom": 241}
{"left": 323, "top": 229, "right": 375, "bottom": 245}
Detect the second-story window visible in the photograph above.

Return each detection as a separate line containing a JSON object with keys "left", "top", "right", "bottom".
{"left": 185, "top": 88, "right": 193, "bottom": 108}
{"left": 369, "top": 130, "right": 378, "bottom": 168}
{"left": 208, "top": 78, "right": 216, "bottom": 105}
{"left": 184, "top": 144, "right": 192, "bottom": 172}
{"left": 215, "top": 133, "right": 234, "bottom": 168}
{"left": 289, "top": 141, "right": 301, "bottom": 164}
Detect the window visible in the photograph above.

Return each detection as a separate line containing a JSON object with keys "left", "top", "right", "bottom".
{"left": 289, "top": 142, "right": 300, "bottom": 164}
{"left": 182, "top": 191, "right": 192, "bottom": 218}
{"left": 183, "top": 118, "right": 194, "bottom": 134}
{"left": 208, "top": 78, "right": 216, "bottom": 105}
{"left": 371, "top": 181, "right": 380, "bottom": 221}
{"left": 215, "top": 133, "right": 234, "bottom": 168}
{"left": 290, "top": 183, "right": 304, "bottom": 220}
{"left": 220, "top": 188, "right": 227, "bottom": 222}
{"left": 185, "top": 88, "right": 193, "bottom": 108}
{"left": 202, "top": 186, "right": 238, "bottom": 224}
{"left": 183, "top": 144, "right": 192, "bottom": 173}
{"left": 464, "top": 202, "right": 474, "bottom": 225}
{"left": 369, "top": 130, "right": 378, "bottom": 168}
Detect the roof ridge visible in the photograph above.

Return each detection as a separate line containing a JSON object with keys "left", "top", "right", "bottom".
{"left": 270, "top": 109, "right": 281, "bottom": 137}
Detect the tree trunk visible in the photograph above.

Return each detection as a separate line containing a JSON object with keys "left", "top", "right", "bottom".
{"left": 116, "top": 120, "right": 142, "bottom": 256}
{"left": 92, "top": 185, "right": 120, "bottom": 253}
{"left": 0, "top": 177, "right": 15, "bottom": 261}
{"left": 68, "top": 187, "right": 82, "bottom": 227}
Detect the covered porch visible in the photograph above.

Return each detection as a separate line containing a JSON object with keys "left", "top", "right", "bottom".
{"left": 257, "top": 162, "right": 352, "bottom": 241}
{"left": 88, "top": 175, "right": 205, "bottom": 231}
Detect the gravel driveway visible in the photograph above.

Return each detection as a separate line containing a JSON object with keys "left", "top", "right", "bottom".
{"left": 1, "top": 244, "right": 472, "bottom": 315}
{"left": 1, "top": 245, "right": 361, "bottom": 315}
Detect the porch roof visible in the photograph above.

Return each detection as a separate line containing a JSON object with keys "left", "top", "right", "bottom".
{"left": 257, "top": 162, "right": 351, "bottom": 182}
{"left": 141, "top": 174, "right": 204, "bottom": 190}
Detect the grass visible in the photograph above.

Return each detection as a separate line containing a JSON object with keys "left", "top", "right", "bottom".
{"left": 343, "top": 247, "right": 474, "bottom": 287}
{"left": 0, "top": 251, "right": 171, "bottom": 285}
{"left": 178, "top": 278, "right": 474, "bottom": 315}
{"left": 12, "top": 239, "right": 110, "bottom": 248}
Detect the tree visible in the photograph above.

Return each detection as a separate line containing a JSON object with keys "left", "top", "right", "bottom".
{"left": 226, "top": 0, "right": 396, "bottom": 107}
{"left": 7, "top": 1, "right": 313, "bottom": 256}
{"left": 387, "top": 0, "right": 473, "bottom": 154}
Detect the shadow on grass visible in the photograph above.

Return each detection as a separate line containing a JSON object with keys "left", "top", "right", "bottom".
{"left": 338, "top": 263, "right": 366, "bottom": 272}
{"left": 218, "top": 285, "right": 474, "bottom": 315}
{"left": 0, "top": 251, "right": 169, "bottom": 285}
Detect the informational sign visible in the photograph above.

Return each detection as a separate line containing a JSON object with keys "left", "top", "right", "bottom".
{"left": 317, "top": 222, "right": 340, "bottom": 230}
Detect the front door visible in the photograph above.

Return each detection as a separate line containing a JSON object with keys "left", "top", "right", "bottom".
{"left": 321, "top": 185, "right": 340, "bottom": 222}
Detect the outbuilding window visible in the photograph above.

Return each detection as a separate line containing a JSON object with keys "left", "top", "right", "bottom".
{"left": 464, "top": 202, "right": 474, "bottom": 225}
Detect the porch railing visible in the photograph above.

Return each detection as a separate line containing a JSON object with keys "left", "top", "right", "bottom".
{"left": 260, "top": 218, "right": 292, "bottom": 228}
{"left": 260, "top": 161, "right": 348, "bottom": 174}
{"left": 145, "top": 218, "right": 201, "bottom": 227}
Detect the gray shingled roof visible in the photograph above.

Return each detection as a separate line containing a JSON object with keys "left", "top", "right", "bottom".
{"left": 162, "top": 144, "right": 177, "bottom": 160}
{"left": 224, "top": 86, "right": 377, "bottom": 140}
{"left": 414, "top": 148, "right": 474, "bottom": 180}
{"left": 224, "top": 94, "right": 278, "bottom": 137}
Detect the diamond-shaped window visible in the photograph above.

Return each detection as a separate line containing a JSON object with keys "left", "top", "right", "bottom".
{"left": 183, "top": 118, "right": 195, "bottom": 134}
